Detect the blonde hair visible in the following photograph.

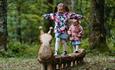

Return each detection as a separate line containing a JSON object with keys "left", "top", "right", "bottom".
{"left": 54, "top": 3, "right": 69, "bottom": 12}
{"left": 68, "top": 19, "right": 79, "bottom": 25}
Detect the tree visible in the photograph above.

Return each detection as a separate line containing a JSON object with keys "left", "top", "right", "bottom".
{"left": 63, "top": 0, "right": 71, "bottom": 10}
{"left": 0, "top": 0, "right": 8, "bottom": 51}
{"left": 44, "top": 0, "right": 54, "bottom": 32}
{"left": 15, "top": 0, "right": 23, "bottom": 43}
{"left": 89, "top": 0, "right": 109, "bottom": 52}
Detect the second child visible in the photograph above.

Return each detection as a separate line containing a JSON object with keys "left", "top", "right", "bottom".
{"left": 68, "top": 19, "right": 83, "bottom": 53}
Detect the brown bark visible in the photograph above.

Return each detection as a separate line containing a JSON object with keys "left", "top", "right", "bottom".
{"left": 89, "top": 0, "right": 109, "bottom": 52}
{"left": 0, "top": 0, "right": 8, "bottom": 51}
{"left": 16, "top": 1, "right": 22, "bottom": 43}
{"left": 44, "top": 0, "right": 53, "bottom": 33}
{"left": 38, "top": 49, "right": 86, "bottom": 70}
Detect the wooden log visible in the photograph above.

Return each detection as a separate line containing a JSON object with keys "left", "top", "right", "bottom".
{"left": 40, "top": 63, "right": 46, "bottom": 70}
{"left": 62, "top": 63, "right": 66, "bottom": 69}
{"left": 38, "top": 49, "right": 86, "bottom": 70}
{"left": 67, "top": 62, "right": 71, "bottom": 67}
{"left": 47, "top": 63, "right": 54, "bottom": 70}
{"left": 71, "top": 60, "right": 76, "bottom": 67}
{"left": 54, "top": 55, "right": 73, "bottom": 64}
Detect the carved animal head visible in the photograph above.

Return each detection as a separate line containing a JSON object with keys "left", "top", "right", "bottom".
{"left": 38, "top": 26, "right": 53, "bottom": 61}
{"left": 39, "top": 26, "right": 53, "bottom": 46}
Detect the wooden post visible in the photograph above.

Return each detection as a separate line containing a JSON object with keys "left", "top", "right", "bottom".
{"left": 40, "top": 63, "right": 46, "bottom": 70}
{"left": 71, "top": 60, "right": 75, "bottom": 67}
{"left": 47, "top": 63, "right": 54, "bottom": 70}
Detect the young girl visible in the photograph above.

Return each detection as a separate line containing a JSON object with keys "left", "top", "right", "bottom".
{"left": 43, "top": 3, "right": 82, "bottom": 55}
{"left": 68, "top": 19, "right": 83, "bottom": 53}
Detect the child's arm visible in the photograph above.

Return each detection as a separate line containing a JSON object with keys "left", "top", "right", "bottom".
{"left": 68, "top": 26, "right": 72, "bottom": 35}
{"left": 77, "top": 26, "right": 84, "bottom": 38}
{"left": 69, "top": 12, "right": 83, "bottom": 20}
{"left": 43, "top": 13, "right": 55, "bottom": 20}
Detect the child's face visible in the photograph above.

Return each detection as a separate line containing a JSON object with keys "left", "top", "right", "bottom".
{"left": 72, "top": 20, "right": 79, "bottom": 26}
{"left": 57, "top": 3, "right": 64, "bottom": 13}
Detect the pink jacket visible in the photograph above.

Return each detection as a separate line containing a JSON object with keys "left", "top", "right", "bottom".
{"left": 68, "top": 24, "right": 83, "bottom": 41}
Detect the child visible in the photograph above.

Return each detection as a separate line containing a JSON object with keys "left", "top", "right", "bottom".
{"left": 68, "top": 19, "right": 83, "bottom": 53}
{"left": 43, "top": 3, "right": 82, "bottom": 55}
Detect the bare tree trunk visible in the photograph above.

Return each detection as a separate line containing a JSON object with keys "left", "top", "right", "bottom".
{"left": 89, "top": 0, "right": 109, "bottom": 52}
{"left": 63, "top": 0, "right": 77, "bottom": 12}
{"left": 71, "top": 0, "right": 75, "bottom": 12}
{"left": 0, "top": 0, "right": 8, "bottom": 51}
{"left": 16, "top": 2, "right": 22, "bottom": 43}
{"left": 63, "top": 0, "right": 71, "bottom": 10}
{"left": 44, "top": 0, "right": 53, "bottom": 32}
{"left": 47, "top": 0, "right": 53, "bottom": 4}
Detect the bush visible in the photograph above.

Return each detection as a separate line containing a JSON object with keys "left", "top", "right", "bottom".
{"left": 3, "top": 41, "right": 40, "bottom": 58}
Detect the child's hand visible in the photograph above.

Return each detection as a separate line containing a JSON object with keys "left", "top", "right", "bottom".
{"left": 77, "top": 34, "right": 81, "bottom": 38}
{"left": 68, "top": 31, "right": 71, "bottom": 35}
{"left": 43, "top": 14, "right": 50, "bottom": 19}
{"left": 43, "top": 14, "right": 47, "bottom": 17}
{"left": 49, "top": 27, "right": 53, "bottom": 30}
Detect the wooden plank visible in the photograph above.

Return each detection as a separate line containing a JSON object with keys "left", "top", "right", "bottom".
{"left": 54, "top": 49, "right": 85, "bottom": 63}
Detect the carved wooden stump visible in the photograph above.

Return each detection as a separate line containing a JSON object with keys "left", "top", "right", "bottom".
{"left": 38, "top": 49, "right": 86, "bottom": 70}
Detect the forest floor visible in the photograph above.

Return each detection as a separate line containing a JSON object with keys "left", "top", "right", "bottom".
{"left": 0, "top": 53, "right": 115, "bottom": 70}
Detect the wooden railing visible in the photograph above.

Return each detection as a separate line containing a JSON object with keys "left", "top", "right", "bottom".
{"left": 38, "top": 49, "right": 86, "bottom": 70}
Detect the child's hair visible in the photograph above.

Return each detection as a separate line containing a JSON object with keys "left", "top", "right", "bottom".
{"left": 54, "top": 3, "right": 69, "bottom": 13}
{"left": 68, "top": 19, "right": 79, "bottom": 25}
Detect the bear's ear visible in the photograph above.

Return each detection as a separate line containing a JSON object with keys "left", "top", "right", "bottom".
{"left": 39, "top": 26, "right": 44, "bottom": 35}
{"left": 48, "top": 27, "right": 53, "bottom": 34}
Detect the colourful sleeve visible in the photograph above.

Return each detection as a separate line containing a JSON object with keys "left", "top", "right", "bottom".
{"left": 78, "top": 26, "right": 84, "bottom": 37}
{"left": 43, "top": 13, "right": 55, "bottom": 20}
{"left": 69, "top": 12, "right": 83, "bottom": 20}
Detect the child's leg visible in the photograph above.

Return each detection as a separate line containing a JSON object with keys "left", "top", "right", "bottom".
{"left": 62, "top": 40, "right": 67, "bottom": 55}
{"left": 73, "top": 46, "right": 76, "bottom": 53}
{"left": 54, "top": 38, "right": 60, "bottom": 55}
{"left": 75, "top": 45, "right": 79, "bottom": 52}
{"left": 75, "top": 40, "right": 80, "bottom": 52}
{"left": 72, "top": 41, "right": 76, "bottom": 53}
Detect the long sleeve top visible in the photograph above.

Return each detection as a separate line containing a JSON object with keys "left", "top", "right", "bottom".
{"left": 43, "top": 12, "right": 83, "bottom": 33}
{"left": 68, "top": 24, "right": 83, "bottom": 41}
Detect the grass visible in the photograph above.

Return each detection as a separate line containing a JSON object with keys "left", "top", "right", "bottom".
{"left": 72, "top": 53, "right": 115, "bottom": 70}
{"left": 0, "top": 57, "right": 40, "bottom": 70}
{"left": 0, "top": 38, "right": 114, "bottom": 70}
{"left": 0, "top": 53, "right": 114, "bottom": 70}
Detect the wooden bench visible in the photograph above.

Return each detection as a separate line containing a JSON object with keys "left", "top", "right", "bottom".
{"left": 38, "top": 49, "right": 86, "bottom": 70}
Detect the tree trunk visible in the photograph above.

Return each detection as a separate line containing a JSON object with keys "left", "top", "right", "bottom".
{"left": 0, "top": 0, "right": 8, "bottom": 51}
{"left": 89, "top": 0, "right": 109, "bottom": 52}
{"left": 63, "top": 0, "right": 77, "bottom": 12}
{"left": 63, "top": 0, "right": 71, "bottom": 10}
{"left": 16, "top": 2, "right": 22, "bottom": 43}
{"left": 44, "top": 0, "right": 53, "bottom": 33}
{"left": 71, "top": 0, "right": 75, "bottom": 12}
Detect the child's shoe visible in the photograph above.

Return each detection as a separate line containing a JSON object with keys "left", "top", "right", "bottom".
{"left": 62, "top": 51, "right": 67, "bottom": 56}
{"left": 73, "top": 50, "right": 79, "bottom": 53}
{"left": 54, "top": 51, "right": 58, "bottom": 56}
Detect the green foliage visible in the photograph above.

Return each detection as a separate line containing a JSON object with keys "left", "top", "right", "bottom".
{"left": 105, "top": 0, "right": 115, "bottom": 52}
{"left": 0, "top": 41, "right": 39, "bottom": 57}
{"left": 81, "top": 38, "right": 89, "bottom": 49}
{"left": 7, "top": 0, "right": 48, "bottom": 43}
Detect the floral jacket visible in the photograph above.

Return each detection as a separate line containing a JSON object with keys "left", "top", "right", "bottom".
{"left": 43, "top": 12, "right": 83, "bottom": 33}
{"left": 68, "top": 24, "right": 83, "bottom": 41}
